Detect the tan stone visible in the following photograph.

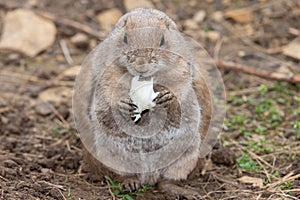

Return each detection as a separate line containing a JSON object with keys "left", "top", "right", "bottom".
{"left": 193, "top": 10, "right": 206, "bottom": 23}
{"left": 225, "top": 8, "right": 254, "bottom": 24}
{"left": 97, "top": 8, "right": 123, "bottom": 32}
{"left": 70, "top": 33, "right": 89, "bottom": 49}
{"left": 124, "top": 0, "right": 154, "bottom": 11}
{"left": 39, "top": 87, "right": 72, "bottom": 105}
{"left": 56, "top": 65, "right": 81, "bottom": 81}
{"left": 283, "top": 41, "right": 300, "bottom": 60}
{"left": 238, "top": 176, "right": 263, "bottom": 188}
{"left": 184, "top": 19, "right": 199, "bottom": 30}
{"left": 0, "top": 9, "right": 57, "bottom": 57}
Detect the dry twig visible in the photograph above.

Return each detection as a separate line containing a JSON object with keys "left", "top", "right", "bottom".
{"left": 105, "top": 180, "right": 116, "bottom": 200}
{"left": 289, "top": 27, "right": 300, "bottom": 36}
{"left": 264, "top": 172, "right": 300, "bottom": 191}
{"left": 216, "top": 60, "right": 300, "bottom": 84}
{"left": 38, "top": 180, "right": 66, "bottom": 191}
{"left": 34, "top": 10, "right": 105, "bottom": 39}
{"left": 59, "top": 40, "right": 74, "bottom": 65}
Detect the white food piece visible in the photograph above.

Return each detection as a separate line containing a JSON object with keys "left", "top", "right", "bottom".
{"left": 129, "top": 76, "right": 159, "bottom": 122}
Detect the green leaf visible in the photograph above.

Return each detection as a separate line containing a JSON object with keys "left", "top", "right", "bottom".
{"left": 122, "top": 194, "right": 134, "bottom": 200}
{"left": 258, "top": 84, "right": 268, "bottom": 94}
{"left": 104, "top": 176, "right": 119, "bottom": 188}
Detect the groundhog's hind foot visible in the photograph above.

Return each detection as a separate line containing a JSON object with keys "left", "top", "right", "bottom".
{"left": 158, "top": 180, "right": 201, "bottom": 200}
{"left": 121, "top": 177, "right": 142, "bottom": 192}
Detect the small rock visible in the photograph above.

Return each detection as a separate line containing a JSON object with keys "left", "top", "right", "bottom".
{"left": 49, "top": 188, "right": 61, "bottom": 199}
{"left": 34, "top": 143, "right": 42, "bottom": 148}
{"left": 3, "top": 159, "right": 18, "bottom": 168}
{"left": 0, "top": 9, "right": 57, "bottom": 57}
{"left": 124, "top": 0, "right": 154, "bottom": 11}
{"left": 1, "top": 116, "right": 9, "bottom": 124}
{"left": 193, "top": 10, "right": 206, "bottom": 23}
{"left": 238, "top": 50, "right": 253, "bottom": 59}
{"left": 184, "top": 19, "right": 199, "bottom": 30}
{"left": 261, "top": 7, "right": 272, "bottom": 16}
{"left": 32, "top": 182, "right": 43, "bottom": 192}
{"left": 57, "top": 103, "right": 70, "bottom": 119}
{"left": 276, "top": 65, "right": 293, "bottom": 75}
{"left": 284, "top": 129, "right": 295, "bottom": 138}
{"left": 212, "top": 11, "right": 224, "bottom": 22}
{"left": 26, "top": 85, "right": 44, "bottom": 98}
{"left": 238, "top": 176, "right": 264, "bottom": 188}
{"left": 41, "top": 168, "right": 50, "bottom": 174}
{"left": 70, "top": 33, "right": 89, "bottom": 49}
{"left": 7, "top": 53, "right": 21, "bottom": 63}
{"left": 206, "top": 31, "right": 220, "bottom": 42}
{"left": 35, "top": 101, "right": 52, "bottom": 116}
{"left": 38, "top": 87, "right": 72, "bottom": 105}
{"left": 97, "top": 8, "right": 122, "bottom": 32}
{"left": 56, "top": 65, "right": 81, "bottom": 81}
{"left": 211, "top": 142, "right": 236, "bottom": 166}
{"left": 27, "top": 0, "right": 38, "bottom": 7}
{"left": 89, "top": 39, "right": 98, "bottom": 49}
{"left": 225, "top": 8, "right": 254, "bottom": 24}
{"left": 238, "top": 50, "right": 246, "bottom": 57}
{"left": 283, "top": 41, "right": 300, "bottom": 60}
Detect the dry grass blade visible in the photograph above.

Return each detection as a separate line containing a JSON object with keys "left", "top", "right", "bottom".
{"left": 105, "top": 179, "right": 116, "bottom": 200}
{"left": 264, "top": 172, "right": 300, "bottom": 191}
{"left": 59, "top": 39, "right": 74, "bottom": 65}
{"left": 37, "top": 180, "right": 66, "bottom": 191}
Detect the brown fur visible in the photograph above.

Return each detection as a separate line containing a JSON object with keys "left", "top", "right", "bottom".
{"left": 73, "top": 8, "right": 213, "bottom": 197}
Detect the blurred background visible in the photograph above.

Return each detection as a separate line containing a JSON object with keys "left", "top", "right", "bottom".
{"left": 0, "top": 0, "right": 299, "bottom": 199}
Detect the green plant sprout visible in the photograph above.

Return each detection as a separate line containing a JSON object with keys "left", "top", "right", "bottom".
{"left": 105, "top": 176, "right": 151, "bottom": 200}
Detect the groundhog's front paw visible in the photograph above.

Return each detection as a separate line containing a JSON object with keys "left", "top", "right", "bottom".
{"left": 117, "top": 97, "right": 137, "bottom": 119}
{"left": 154, "top": 90, "right": 174, "bottom": 108}
{"left": 121, "top": 177, "right": 142, "bottom": 192}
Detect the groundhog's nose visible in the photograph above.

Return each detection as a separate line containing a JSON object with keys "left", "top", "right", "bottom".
{"left": 135, "top": 57, "right": 147, "bottom": 65}
{"left": 134, "top": 64, "right": 149, "bottom": 73}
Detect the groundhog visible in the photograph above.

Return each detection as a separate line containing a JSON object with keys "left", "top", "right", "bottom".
{"left": 73, "top": 8, "right": 213, "bottom": 198}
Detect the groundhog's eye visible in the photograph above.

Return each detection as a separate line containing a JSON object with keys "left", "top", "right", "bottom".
{"left": 123, "top": 34, "right": 128, "bottom": 44}
{"left": 159, "top": 36, "right": 165, "bottom": 46}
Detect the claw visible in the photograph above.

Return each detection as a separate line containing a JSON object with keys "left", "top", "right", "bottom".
{"left": 121, "top": 178, "right": 142, "bottom": 192}
{"left": 154, "top": 90, "right": 174, "bottom": 108}
{"left": 118, "top": 97, "right": 137, "bottom": 119}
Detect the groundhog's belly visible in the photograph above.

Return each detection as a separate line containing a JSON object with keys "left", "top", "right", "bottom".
{"left": 90, "top": 80, "right": 201, "bottom": 175}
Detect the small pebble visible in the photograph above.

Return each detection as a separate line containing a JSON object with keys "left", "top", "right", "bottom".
{"left": 184, "top": 19, "right": 199, "bottom": 30}
{"left": 49, "top": 188, "right": 61, "bottom": 199}
{"left": 206, "top": 31, "right": 220, "bottom": 42}
{"left": 3, "top": 159, "right": 19, "bottom": 168}
{"left": 70, "top": 33, "right": 89, "bottom": 49}
{"left": 212, "top": 11, "right": 223, "bottom": 22}
{"left": 193, "top": 10, "right": 206, "bottom": 23}
{"left": 35, "top": 101, "right": 52, "bottom": 116}
{"left": 41, "top": 168, "right": 50, "bottom": 174}
{"left": 1, "top": 116, "right": 9, "bottom": 124}
{"left": 284, "top": 129, "right": 295, "bottom": 138}
{"left": 7, "top": 53, "right": 21, "bottom": 63}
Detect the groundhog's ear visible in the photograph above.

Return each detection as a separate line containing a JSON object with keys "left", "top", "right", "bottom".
{"left": 159, "top": 17, "right": 177, "bottom": 31}
{"left": 120, "top": 19, "right": 128, "bottom": 28}
{"left": 112, "top": 17, "right": 127, "bottom": 32}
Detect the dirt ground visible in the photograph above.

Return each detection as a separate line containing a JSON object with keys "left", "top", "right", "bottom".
{"left": 0, "top": 0, "right": 300, "bottom": 199}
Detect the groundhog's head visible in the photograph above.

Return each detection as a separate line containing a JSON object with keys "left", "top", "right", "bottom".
{"left": 111, "top": 8, "right": 190, "bottom": 78}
